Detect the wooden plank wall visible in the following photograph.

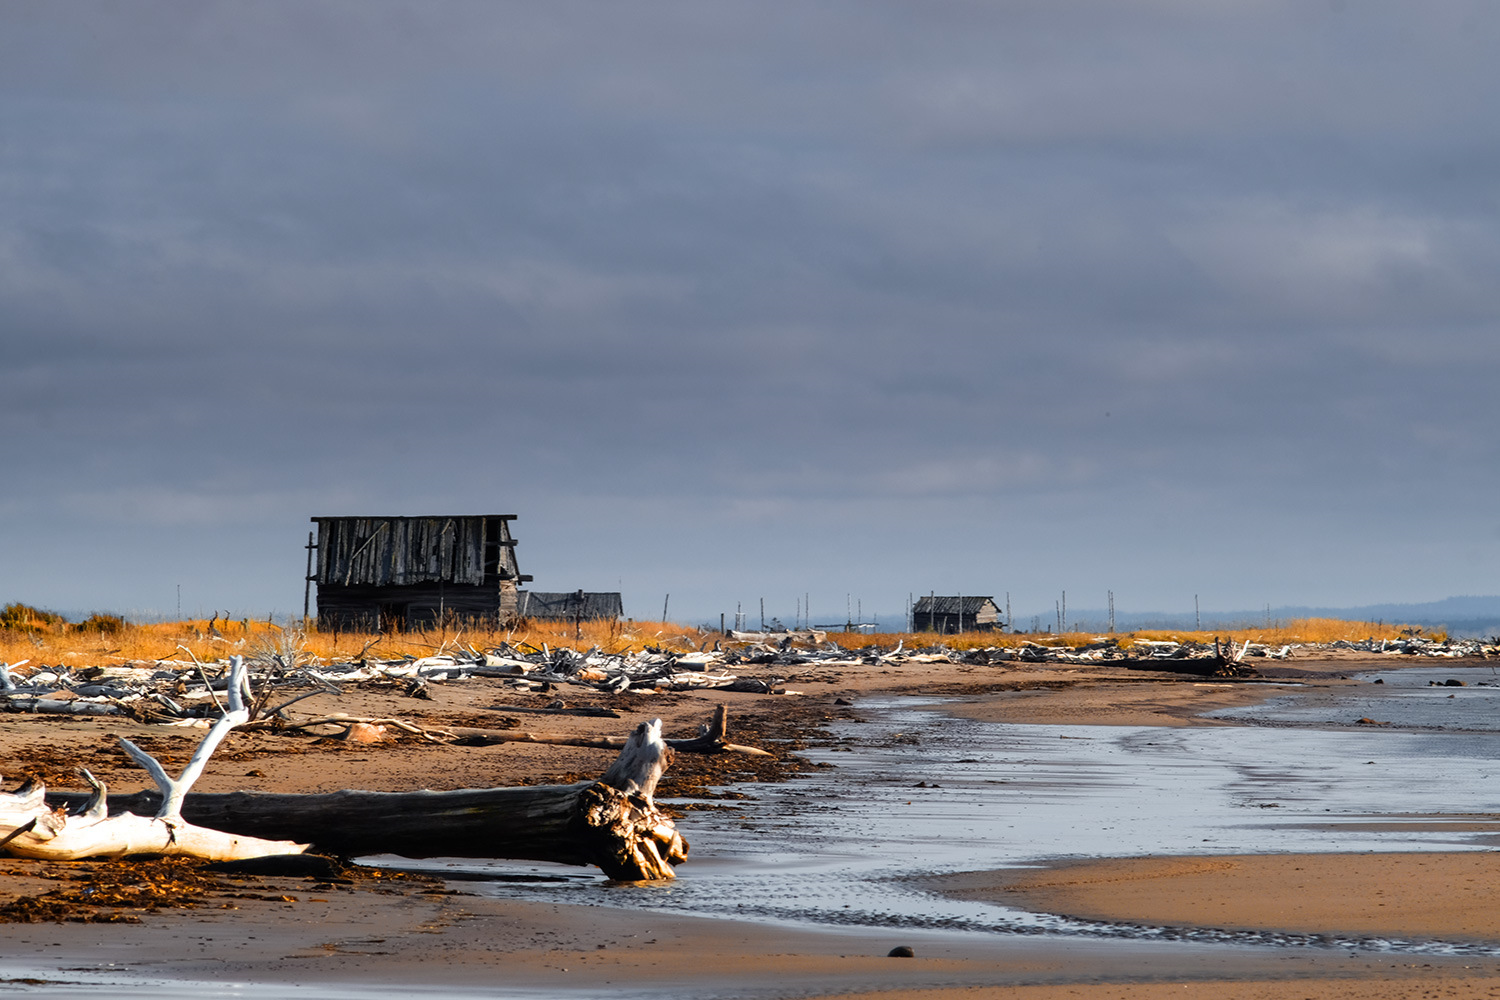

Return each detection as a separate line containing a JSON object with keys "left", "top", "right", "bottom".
{"left": 315, "top": 582, "right": 514, "bottom": 631}
{"left": 314, "top": 517, "right": 489, "bottom": 587}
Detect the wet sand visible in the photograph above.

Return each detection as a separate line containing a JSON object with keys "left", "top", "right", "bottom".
{"left": 12, "top": 859, "right": 1500, "bottom": 1000}
{"left": 5, "top": 652, "right": 1500, "bottom": 997}
{"left": 13, "top": 873, "right": 1499, "bottom": 999}
{"left": 926, "top": 851, "right": 1500, "bottom": 942}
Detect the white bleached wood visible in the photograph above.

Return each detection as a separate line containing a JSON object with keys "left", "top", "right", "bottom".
{"left": 0, "top": 660, "right": 25, "bottom": 692}
{"left": 0, "top": 655, "right": 308, "bottom": 862}
{"left": 120, "top": 655, "right": 253, "bottom": 822}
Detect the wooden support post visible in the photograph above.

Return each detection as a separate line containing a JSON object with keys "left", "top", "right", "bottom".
{"left": 304, "top": 531, "right": 316, "bottom": 625}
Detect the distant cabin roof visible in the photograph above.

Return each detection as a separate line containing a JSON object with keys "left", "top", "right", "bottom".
{"left": 311, "top": 515, "right": 521, "bottom": 587}
{"left": 913, "top": 595, "right": 998, "bottom": 614}
{"left": 517, "top": 591, "right": 624, "bottom": 620}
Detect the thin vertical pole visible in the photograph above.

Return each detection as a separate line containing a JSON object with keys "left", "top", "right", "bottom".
{"left": 303, "top": 532, "right": 315, "bottom": 624}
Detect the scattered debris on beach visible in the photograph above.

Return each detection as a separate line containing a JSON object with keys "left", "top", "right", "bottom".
{"left": 1, "top": 631, "right": 1493, "bottom": 726}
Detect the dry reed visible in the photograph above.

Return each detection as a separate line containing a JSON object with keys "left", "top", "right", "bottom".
{"left": 820, "top": 617, "right": 1431, "bottom": 651}
{"left": 0, "top": 615, "right": 708, "bottom": 666}
{"left": 0, "top": 613, "right": 1435, "bottom": 668}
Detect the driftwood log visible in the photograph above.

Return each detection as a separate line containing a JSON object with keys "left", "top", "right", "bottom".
{"left": 1118, "top": 655, "right": 1257, "bottom": 678}
{"left": 47, "top": 717, "right": 689, "bottom": 880}
{"left": 1, "top": 657, "right": 307, "bottom": 862}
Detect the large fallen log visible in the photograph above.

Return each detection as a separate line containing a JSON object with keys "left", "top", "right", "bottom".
{"left": 1116, "top": 655, "right": 1256, "bottom": 678}
{"left": 47, "top": 717, "right": 689, "bottom": 880}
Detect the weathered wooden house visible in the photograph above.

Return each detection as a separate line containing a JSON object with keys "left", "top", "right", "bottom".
{"left": 516, "top": 590, "right": 624, "bottom": 622}
{"left": 912, "top": 595, "right": 1004, "bottom": 633}
{"left": 310, "top": 515, "right": 531, "bottom": 631}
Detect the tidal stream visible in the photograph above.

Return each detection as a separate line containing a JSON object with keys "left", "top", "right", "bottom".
{"left": 392, "top": 665, "right": 1500, "bottom": 953}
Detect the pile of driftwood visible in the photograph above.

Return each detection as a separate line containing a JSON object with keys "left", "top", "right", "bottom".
{"left": 4, "top": 629, "right": 1496, "bottom": 725}
{"left": 0, "top": 642, "right": 778, "bottom": 724}
{"left": 0, "top": 654, "right": 704, "bottom": 879}
{"left": 1323, "top": 636, "right": 1499, "bottom": 658}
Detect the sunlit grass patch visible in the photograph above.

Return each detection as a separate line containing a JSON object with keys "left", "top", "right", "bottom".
{"left": 0, "top": 610, "right": 1436, "bottom": 669}
{"left": 0, "top": 611, "right": 711, "bottom": 666}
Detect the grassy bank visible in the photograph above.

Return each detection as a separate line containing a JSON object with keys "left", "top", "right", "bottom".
{"left": 0, "top": 602, "right": 1428, "bottom": 667}
{"left": 824, "top": 617, "right": 1434, "bottom": 651}
{"left": 0, "top": 609, "right": 704, "bottom": 666}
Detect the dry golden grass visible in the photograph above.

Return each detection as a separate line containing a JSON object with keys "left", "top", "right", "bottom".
{"left": 0, "top": 615, "right": 710, "bottom": 666}
{"left": 822, "top": 617, "right": 1429, "bottom": 651}
{"left": 0, "top": 615, "right": 1435, "bottom": 668}
{"left": 1119, "top": 617, "right": 1441, "bottom": 646}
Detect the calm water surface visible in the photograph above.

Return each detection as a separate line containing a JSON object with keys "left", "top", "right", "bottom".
{"left": 405, "top": 669, "right": 1500, "bottom": 947}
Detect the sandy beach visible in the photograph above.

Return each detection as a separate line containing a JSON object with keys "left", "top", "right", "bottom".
{"left": 4, "top": 651, "right": 1500, "bottom": 998}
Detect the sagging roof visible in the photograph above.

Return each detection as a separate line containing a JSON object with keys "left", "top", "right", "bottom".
{"left": 517, "top": 590, "right": 624, "bottom": 621}
{"left": 312, "top": 515, "right": 521, "bottom": 587}
{"left": 913, "top": 595, "right": 998, "bottom": 614}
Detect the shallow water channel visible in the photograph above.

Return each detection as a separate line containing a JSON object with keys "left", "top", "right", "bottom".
{"left": 406, "top": 666, "right": 1500, "bottom": 951}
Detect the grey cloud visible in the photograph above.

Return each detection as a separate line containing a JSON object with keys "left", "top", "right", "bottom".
{"left": 4, "top": 2, "right": 1500, "bottom": 621}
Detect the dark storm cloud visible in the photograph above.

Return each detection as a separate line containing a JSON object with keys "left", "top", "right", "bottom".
{"left": 4, "top": 1, "right": 1500, "bottom": 620}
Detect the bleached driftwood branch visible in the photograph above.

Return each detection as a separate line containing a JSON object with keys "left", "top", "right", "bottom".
{"left": 0, "top": 656, "right": 306, "bottom": 862}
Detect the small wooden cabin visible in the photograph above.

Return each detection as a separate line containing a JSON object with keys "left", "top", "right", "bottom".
{"left": 912, "top": 595, "right": 1003, "bottom": 634}
{"left": 517, "top": 590, "right": 624, "bottom": 622}
{"left": 311, "top": 515, "right": 532, "bottom": 631}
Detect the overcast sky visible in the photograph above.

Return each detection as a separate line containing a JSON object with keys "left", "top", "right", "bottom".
{"left": 4, "top": 1, "right": 1498, "bottom": 627}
